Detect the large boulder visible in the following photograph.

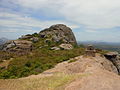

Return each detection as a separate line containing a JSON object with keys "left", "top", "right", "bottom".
{"left": 39, "top": 24, "right": 77, "bottom": 45}
{"left": 2, "top": 40, "right": 32, "bottom": 54}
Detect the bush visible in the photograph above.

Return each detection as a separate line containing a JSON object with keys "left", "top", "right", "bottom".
{"left": 32, "top": 33, "right": 39, "bottom": 37}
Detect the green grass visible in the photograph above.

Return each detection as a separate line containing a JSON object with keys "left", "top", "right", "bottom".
{"left": 0, "top": 32, "right": 85, "bottom": 79}
{"left": 0, "top": 47, "right": 85, "bottom": 79}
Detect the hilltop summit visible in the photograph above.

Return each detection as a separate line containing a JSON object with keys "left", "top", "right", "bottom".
{"left": 39, "top": 24, "right": 77, "bottom": 44}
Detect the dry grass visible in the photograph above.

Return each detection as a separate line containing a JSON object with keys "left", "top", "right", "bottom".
{"left": 0, "top": 73, "right": 88, "bottom": 90}
{"left": 23, "top": 73, "right": 76, "bottom": 90}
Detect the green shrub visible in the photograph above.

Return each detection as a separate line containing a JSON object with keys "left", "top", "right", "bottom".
{"left": 32, "top": 33, "right": 39, "bottom": 37}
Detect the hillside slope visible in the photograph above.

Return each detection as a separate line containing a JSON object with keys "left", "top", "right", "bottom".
{"left": 0, "top": 54, "right": 120, "bottom": 90}
{"left": 0, "top": 24, "right": 79, "bottom": 79}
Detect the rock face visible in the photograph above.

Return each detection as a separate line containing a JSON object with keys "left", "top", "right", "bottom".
{"left": 39, "top": 24, "right": 77, "bottom": 45}
{"left": 46, "top": 54, "right": 120, "bottom": 90}
{"left": 104, "top": 52, "right": 120, "bottom": 75}
{"left": 2, "top": 40, "right": 32, "bottom": 54}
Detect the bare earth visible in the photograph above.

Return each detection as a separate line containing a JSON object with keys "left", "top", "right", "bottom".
{"left": 0, "top": 54, "right": 120, "bottom": 90}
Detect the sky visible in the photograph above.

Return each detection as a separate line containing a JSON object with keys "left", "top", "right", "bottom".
{"left": 0, "top": 0, "right": 120, "bottom": 42}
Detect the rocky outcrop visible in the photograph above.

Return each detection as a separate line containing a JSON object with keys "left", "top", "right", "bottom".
{"left": 104, "top": 52, "right": 120, "bottom": 75}
{"left": 2, "top": 40, "right": 32, "bottom": 54}
{"left": 1, "top": 24, "right": 77, "bottom": 53}
{"left": 39, "top": 24, "right": 77, "bottom": 45}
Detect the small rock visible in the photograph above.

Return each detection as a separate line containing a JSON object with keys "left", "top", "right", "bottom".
{"left": 30, "top": 37, "right": 39, "bottom": 42}
{"left": 51, "top": 47, "right": 60, "bottom": 50}
{"left": 59, "top": 44, "right": 73, "bottom": 50}
{"left": 19, "top": 35, "right": 32, "bottom": 39}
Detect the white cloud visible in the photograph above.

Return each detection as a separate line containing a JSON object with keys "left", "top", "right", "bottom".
{"left": 1, "top": 0, "right": 120, "bottom": 41}
{"left": 0, "top": 29, "right": 38, "bottom": 33}
{"left": 0, "top": 29, "right": 18, "bottom": 33}
{"left": 85, "top": 29, "right": 98, "bottom": 33}
{"left": 10, "top": 0, "right": 120, "bottom": 29}
{"left": 0, "top": 12, "right": 79, "bottom": 33}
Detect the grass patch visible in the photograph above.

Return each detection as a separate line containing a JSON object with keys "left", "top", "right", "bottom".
{"left": 0, "top": 47, "right": 85, "bottom": 79}
{"left": 20, "top": 73, "right": 88, "bottom": 90}
{"left": 48, "top": 73, "right": 76, "bottom": 89}
{"left": 0, "top": 73, "right": 90, "bottom": 90}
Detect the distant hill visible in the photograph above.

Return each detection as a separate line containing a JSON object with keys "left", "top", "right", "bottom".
{"left": 0, "top": 37, "right": 9, "bottom": 45}
{"left": 0, "top": 38, "right": 9, "bottom": 50}
{"left": 78, "top": 41, "right": 120, "bottom": 53}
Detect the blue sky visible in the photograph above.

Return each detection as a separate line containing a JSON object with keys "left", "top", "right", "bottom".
{"left": 0, "top": 0, "right": 120, "bottom": 42}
